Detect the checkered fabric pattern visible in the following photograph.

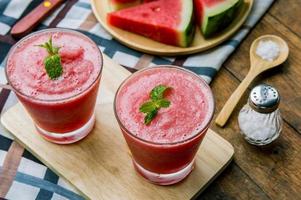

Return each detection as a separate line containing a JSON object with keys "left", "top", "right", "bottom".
{"left": 0, "top": 0, "right": 274, "bottom": 199}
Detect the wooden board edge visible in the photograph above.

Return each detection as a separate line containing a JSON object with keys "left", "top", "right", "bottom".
{"left": 0, "top": 109, "right": 90, "bottom": 199}
{"left": 191, "top": 129, "right": 235, "bottom": 198}
{"left": 192, "top": 154, "right": 234, "bottom": 200}
{"left": 90, "top": 0, "right": 254, "bottom": 56}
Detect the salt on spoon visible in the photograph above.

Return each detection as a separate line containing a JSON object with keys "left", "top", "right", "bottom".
{"left": 256, "top": 40, "right": 280, "bottom": 62}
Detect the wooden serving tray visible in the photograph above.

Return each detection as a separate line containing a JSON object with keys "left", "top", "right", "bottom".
{"left": 1, "top": 55, "right": 234, "bottom": 200}
{"left": 91, "top": 0, "right": 253, "bottom": 56}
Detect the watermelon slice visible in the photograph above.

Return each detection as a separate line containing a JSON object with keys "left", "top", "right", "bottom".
{"left": 107, "top": 0, "right": 194, "bottom": 47}
{"left": 110, "top": 0, "right": 141, "bottom": 11}
{"left": 194, "top": 0, "right": 243, "bottom": 38}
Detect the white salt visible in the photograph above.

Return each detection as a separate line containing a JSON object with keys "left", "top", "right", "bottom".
{"left": 256, "top": 40, "right": 280, "bottom": 62}
{"left": 238, "top": 104, "right": 282, "bottom": 144}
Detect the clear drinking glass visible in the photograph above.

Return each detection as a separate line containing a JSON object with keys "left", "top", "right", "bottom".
{"left": 5, "top": 28, "right": 103, "bottom": 144}
{"left": 114, "top": 66, "right": 215, "bottom": 185}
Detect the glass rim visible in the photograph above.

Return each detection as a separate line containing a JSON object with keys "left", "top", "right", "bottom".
{"left": 113, "top": 65, "right": 215, "bottom": 146}
{"left": 5, "top": 28, "right": 103, "bottom": 102}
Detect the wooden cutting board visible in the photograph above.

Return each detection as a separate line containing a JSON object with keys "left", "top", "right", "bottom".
{"left": 91, "top": 0, "right": 253, "bottom": 56}
{"left": 1, "top": 55, "right": 234, "bottom": 200}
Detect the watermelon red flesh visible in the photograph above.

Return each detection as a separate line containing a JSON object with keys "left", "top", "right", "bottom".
{"left": 194, "top": 0, "right": 242, "bottom": 38}
{"left": 110, "top": 0, "right": 141, "bottom": 11}
{"left": 107, "top": 0, "right": 194, "bottom": 47}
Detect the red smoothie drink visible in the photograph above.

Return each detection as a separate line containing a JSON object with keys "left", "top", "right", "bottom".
{"left": 6, "top": 29, "right": 102, "bottom": 144}
{"left": 114, "top": 66, "right": 214, "bottom": 185}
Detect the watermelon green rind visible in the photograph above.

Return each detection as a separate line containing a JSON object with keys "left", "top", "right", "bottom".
{"left": 200, "top": 0, "right": 243, "bottom": 38}
{"left": 183, "top": 18, "right": 195, "bottom": 47}
{"left": 178, "top": 0, "right": 194, "bottom": 47}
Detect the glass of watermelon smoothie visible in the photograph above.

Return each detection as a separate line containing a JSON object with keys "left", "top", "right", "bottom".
{"left": 5, "top": 28, "right": 103, "bottom": 144}
{"left": 114, "top": 66, "right": 214, "bottom": 185}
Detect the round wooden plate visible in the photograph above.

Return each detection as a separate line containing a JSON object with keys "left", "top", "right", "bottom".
{"left": 91, "top": 0, "right": 253, "bottom": 56}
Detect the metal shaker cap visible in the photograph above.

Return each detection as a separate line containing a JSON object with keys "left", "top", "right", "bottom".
{"left": 249, "top": 84, "right": 280, "bottom": 113}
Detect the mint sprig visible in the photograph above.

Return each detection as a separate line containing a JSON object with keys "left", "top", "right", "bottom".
{"left": 139, "top": 85, "right": 172, "bottom": 125}
{"left": 37, "top": 36, "right": 63, "bottom": 79}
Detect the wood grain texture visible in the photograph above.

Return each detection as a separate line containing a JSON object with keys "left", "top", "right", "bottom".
{"left": 200, "top": 162, "right": 271, "bottom": 200}
{"left": 269, "top": 0, "right": 301, "bottom": 39}
{"left": 215, "top": 35, "right": 289, "bottom": 127}
{"left": 223, "top": 13, "right": 301, "bottom": 135}
{"left": 90, "top": 0, "right": 253, "bottom": 56}
{"left": 1, "top": 55, "right": 234, "bottom": 200}
{"left": 208, "top": 42, "right": 301, "bottom": 199}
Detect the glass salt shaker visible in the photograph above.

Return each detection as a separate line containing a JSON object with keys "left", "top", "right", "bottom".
{"left": 238, "top": 84, "right": 282, "bottom": 146}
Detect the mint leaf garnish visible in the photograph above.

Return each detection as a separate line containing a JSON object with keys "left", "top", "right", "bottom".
{"left": 144, "top": 109, "right": 158, "bottom": 125}
{"left": 150, "top": 85, "right": 170, "bottom": 100}
{"left": 140, "top": 101, "right": 157, "bottom": 113}
{"left": 139, "top": 85, "right": 172, "bottom": 125}
{"left": 37, "top": 36, "right": 63, "bottom": 79}
{"left": 156, "top": 99, "right": 171, "bottom": 108}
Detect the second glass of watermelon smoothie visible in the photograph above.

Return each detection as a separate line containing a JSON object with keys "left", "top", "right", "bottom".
{"left": 114, "top": 66, "right": 214, "bottom": 185}
{"left": 5, "top": 29, "right": 103, "bottom": 144}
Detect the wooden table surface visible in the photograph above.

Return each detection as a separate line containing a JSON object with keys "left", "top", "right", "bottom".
{"left": 199, "top": 1, "right": 301, "bottom": 199}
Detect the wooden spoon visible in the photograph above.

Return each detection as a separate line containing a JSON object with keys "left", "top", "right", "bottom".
{"left": 215, "top": 35, "right": 289, "bottom": 127}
